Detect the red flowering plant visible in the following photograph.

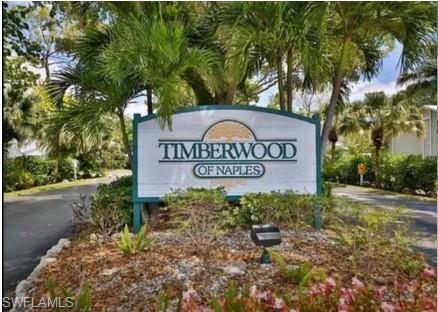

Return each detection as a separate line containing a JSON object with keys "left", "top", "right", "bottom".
{"left": 157, "top": 267, "right": 437, "bottom": 312}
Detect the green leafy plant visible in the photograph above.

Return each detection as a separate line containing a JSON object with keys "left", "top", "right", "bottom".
{"left": 90, "top": 176, "right": 132, "bottom": 236}
{"left": 156, "top": 291, "right": 170, "bottom": 312}
{"left": 47, "top": 278, "right": 92, "bottom": 312}
{"left": 271, "top": 252, "right": 326, "bottom": 287}
{"left": 224, "top": 191, "right": 333, "bottom": 228}
{"left": 117, "top": 224, "right": 155, "bottom": 255}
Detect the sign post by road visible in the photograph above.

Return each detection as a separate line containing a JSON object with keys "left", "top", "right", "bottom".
{"left": 357, "top": 163, "right": 366, "bottom": 186}
{"left": 132, "top": 105, "right": 321, "bottom": 232}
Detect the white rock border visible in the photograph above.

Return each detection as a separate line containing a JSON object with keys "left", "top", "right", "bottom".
{"left": 12, "top": 238, "right": 71, "bottom": 312}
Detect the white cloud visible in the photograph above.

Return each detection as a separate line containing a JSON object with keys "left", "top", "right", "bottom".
{"left": 349, "top": 78, "right": 405, "bottom": 101}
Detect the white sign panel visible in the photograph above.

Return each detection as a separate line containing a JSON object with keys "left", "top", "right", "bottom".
{"left": 133, "top": 106, "right": 320, "bottom": 201}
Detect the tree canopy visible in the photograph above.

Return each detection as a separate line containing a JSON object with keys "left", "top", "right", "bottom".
{"left": 3, "top": 1, "right": 436, "bottom": 169}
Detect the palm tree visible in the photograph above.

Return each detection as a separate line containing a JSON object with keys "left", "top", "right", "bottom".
{"left": 217, "top": 2, "right": 328, "bottom": 112}
{"left": 100, "top": 10, "right": 220, "bottom": 127}
{"left": 344, "top": 92, "right": 424, "bottom": 180}
{"left": 49, "top": 59, "right": 145, "bottom": 167}
{"left": 320, "top": 2, "right": 435, "bottom": 164}
{"left": 397, "top": 41, "right": 437, "bottom": 103}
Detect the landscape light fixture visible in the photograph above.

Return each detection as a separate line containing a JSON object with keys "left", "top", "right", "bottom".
{"left": 250, "top": 224, "right": 282, "bottom": 264}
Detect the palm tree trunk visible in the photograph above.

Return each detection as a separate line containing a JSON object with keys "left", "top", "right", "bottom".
{"left": 286, "top": 48, "right": 294, "bottom": 113}
{"left": 320, "top": 38, "right": 350, "bottom": 164}
{"left": 146, "top": 86, "right": 153, "bottom": 115}
{"left": 331, "top": 141, "right": 336, "bottom": 160}
{"left": 225, "top": 83, "right": 236, "bottom": 104}
{"left": 117, "top": 110, "right": 132, "bottom": 168}
{"left": 276, "top": 50, "right": 286, "bottom": 111}
{"left": 375, "top": 145, "right": 381, "bottom": 185}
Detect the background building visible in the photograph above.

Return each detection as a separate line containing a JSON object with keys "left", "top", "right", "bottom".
{"left": 389, "top": 105, "right": 437, "bottom": 157}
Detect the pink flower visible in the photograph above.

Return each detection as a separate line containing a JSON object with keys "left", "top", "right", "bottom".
{"left": 325, "top": 277, "right": 336, "bottom": 291}
{"left": 338, "top": 298, "right": 350, "bottom": 312}
{"left": 340, "top": 287, "right": 355, "bottom": 304}
{"left": 374, "top": 286, "right": 387, "bottom": 300}
{"left": 182, "top": 289, "right": 197, "bottom": 302}
{"left": 351, "top": 277, "right": 365, "bottom": 290}
{"left": 273, "top": 297, "right": 285, "bottom": 309}
{"left": 255, "top": 290, "right": 269, "bottom": 300}
{"left": 380, "top": 302, "right": 395, "bottom": 312}
{"left": 309, "top": 283, "right": 320, "bottom": 295}
{"left": 250, "top": 285, "right": 257, "bottom": 297}
{"left": 422, "top": 267, "right": 437, "bottom": 278}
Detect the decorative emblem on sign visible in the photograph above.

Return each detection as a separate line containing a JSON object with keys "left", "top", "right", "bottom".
{"left": 158, "top": 119, "right": 297, "bottom": 179}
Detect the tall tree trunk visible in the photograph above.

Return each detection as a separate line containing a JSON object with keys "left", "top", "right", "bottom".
{"left": 117, "top": 109, "right": 132, "bottom": 168}
{"left": 320, "top": 38, "right": 350, "bottom": 164}
{"left": 375, "top": 145, "right": 381, "bottom": 185}
{"left": 146, "top": 86, "right": 153, "bottom": 115}
{"left": 286, "top": 48, "right": 294, "bottom": 112}
{"left": 331, "top": 141, "right": 336, "bottom": 160}
{"left": 184, "top": 69, "right": 215, "bottom": 105}
{"left": 276, "top": 50, "right": 286, "bottom": 111}
{"left": 225, "top": 83, "right": 236, "bottom": 104}
{"left": 44, "top": 53, "right": 50, "bottom": 83}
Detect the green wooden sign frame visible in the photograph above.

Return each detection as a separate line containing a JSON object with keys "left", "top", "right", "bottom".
{"left": 132, "top": 105, "right": 322, "bottom": 232}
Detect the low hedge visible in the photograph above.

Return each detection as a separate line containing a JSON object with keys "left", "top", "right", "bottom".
{"left": 87, "top": 175, "right": 335, "bottom": 233}
{"left": 323, "top": 154, "right": 437, "bottom": 196}
{"left": 224, "top": 191, "right": 333, "bottom": 228}
{"left": 4, "top": 155, "right": 105, "bottom": 191}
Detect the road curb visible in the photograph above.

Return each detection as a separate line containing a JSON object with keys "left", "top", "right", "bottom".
{"left": 12, "top": 238, "right": 71, "bottom": 312}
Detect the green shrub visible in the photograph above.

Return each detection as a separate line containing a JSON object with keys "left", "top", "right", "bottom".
{"left": 58, "top": 157, "right": 75, "bottom": 180}
{"left": 90, "top": 176, "right": 133, "bottom": 235}
{"left": 24, "top": 156, "right": 57, "bottom": 178}
{"left": 378, "top": 155, "right": 437, "bottom": 195}
{"left": 324, "top": 154, "right": 437, "bottom": 196}
{"left": 4, "top": 156, "right": 58, "bottom": 191}
{"left": 225, "top": 191, "right": 333, "bottom": 228}
{"left": 323, "top": 155, "right": 375, "bottom": 185}
{"left": 77, "top": 154, "right": 103, "bottom": 178}
{"left": 164, "top": 187, "right": 227, "bottom": 252}
{"left": 12, "top": 169, "right": 34, "bottom": 190}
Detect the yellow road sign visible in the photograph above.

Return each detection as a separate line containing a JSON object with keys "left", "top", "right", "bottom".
{"left": 357, "top": 163, "right": 366, "bottom": 175}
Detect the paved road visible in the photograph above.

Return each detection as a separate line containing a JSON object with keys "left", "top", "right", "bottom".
{"left": 334, "top": 185, "right": 437, "bottom": 264}
{"left": 3, "top": 173, "right": 128, "bottom": 298}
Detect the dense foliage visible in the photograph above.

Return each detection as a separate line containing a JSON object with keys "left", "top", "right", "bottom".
{"left": 224, "top": 192, "right": 333, "bottom": 228}
{"left": 89, "top": 175, "right": 133, "bottom": 235}
{"left": 323, "top": 154, "right": 437, "bottom": 196}
{"left": 2, "top": 2, "right": 436, "bottom": 189}
{"left": 3, "top": 155, "right": 104, "bottom": 191}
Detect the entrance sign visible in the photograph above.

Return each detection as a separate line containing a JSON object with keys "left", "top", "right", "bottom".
{"left": 132, "top": 105, "right": 321, "bottom": 231}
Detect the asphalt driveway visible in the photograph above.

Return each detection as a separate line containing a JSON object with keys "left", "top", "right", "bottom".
{"left": 334, "top": 185, "right": 437, "bottom": 264}
{"left": 3, "top": 172, "right": 129, "bottom": 298}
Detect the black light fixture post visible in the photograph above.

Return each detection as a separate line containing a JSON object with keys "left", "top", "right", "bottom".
{"left": 250, "top": 224, "right": 282, "bottom": 264}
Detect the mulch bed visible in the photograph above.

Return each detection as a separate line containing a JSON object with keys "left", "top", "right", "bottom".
{"left": 29, "top": 227, "right": 423, "bottom": 311}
